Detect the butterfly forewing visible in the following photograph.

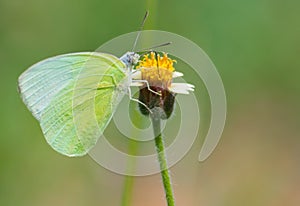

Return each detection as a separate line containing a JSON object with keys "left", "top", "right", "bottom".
{"left": 18, "top": 52, "right": 127, "bottom": 156}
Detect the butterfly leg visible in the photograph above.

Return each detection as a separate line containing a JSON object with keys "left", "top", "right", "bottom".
{"left": 127, "top": 86, "right": 153, "bottom": 114}
{"left": 131, "top": 79, "right": 161, "bottom": 96}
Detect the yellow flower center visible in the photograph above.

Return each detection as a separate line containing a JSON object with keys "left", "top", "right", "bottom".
{"left": 136, "top": 52, "right": 176, "bottom": 88}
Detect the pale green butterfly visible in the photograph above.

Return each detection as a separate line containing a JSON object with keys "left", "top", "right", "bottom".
{"left": 18, "top": 51, "right": 147, "bottom": 156}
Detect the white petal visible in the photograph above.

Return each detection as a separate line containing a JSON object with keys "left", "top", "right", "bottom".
{"left": 131, "top": 70, "right": 142, "bottom": 80}
{"left": 130, "top": 81, "right": 144, "bottom": 87}
{"left": 172, "top": 71, "right": 184, "bottom": 78}
{"left": 168, "top": 83, "right": 195, "bottom": 94}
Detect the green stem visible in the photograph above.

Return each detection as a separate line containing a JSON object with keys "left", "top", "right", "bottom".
{"left": 146, "top": 0, "right": 158, "bottom": 28}
{"left": 121, "top": 175, "right": 134, "bottom": 206}
{"left": 151, "top": 111, "right": 175, "bottom": 206}
{"left": 121, "top": 139, "right": 138, "bottom": 206}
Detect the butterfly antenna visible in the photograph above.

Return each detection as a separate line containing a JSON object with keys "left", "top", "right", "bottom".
{"left": 137, "top": 42, "right": 172, "bottom": 54}
{"left": 132, "top": 11, "right": 149, "bottom": 52}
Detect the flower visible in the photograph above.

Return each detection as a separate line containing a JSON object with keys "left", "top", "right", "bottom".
{"left": 131, "top": 52, "right": 194, "bottom": 119}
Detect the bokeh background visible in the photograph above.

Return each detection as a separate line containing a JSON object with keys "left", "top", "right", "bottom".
{"left": 1, "top": 0, "right": 300, "bottom": 205}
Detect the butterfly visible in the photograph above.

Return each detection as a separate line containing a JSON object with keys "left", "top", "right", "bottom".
{"left": 18, "top": 51, "right": 146, "bottom": 156}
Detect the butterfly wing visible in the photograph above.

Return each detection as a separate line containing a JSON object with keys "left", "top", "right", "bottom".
{"left": 18, "top": 52, "right": 127, "bottom": 156}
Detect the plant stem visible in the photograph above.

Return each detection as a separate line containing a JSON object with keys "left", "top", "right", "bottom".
{"left": 146, "top": 0, "right": 158, "bottom": 28}
{"left": 151, "top": 111, "right": 175, "bottom": 206}
{"left": 121, "top": 139, "right": 138, "bottom": 206}
{"left": 121, "top": 175, "right": 134, "bottom": 206}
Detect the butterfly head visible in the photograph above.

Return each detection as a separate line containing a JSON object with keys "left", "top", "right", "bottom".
{"left": 120, "top": 52, "right": 140, "bottom": 68}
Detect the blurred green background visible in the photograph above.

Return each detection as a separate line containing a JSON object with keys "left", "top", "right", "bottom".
{"left": 1, "top": 0, "right": 300, "bottom": 205}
